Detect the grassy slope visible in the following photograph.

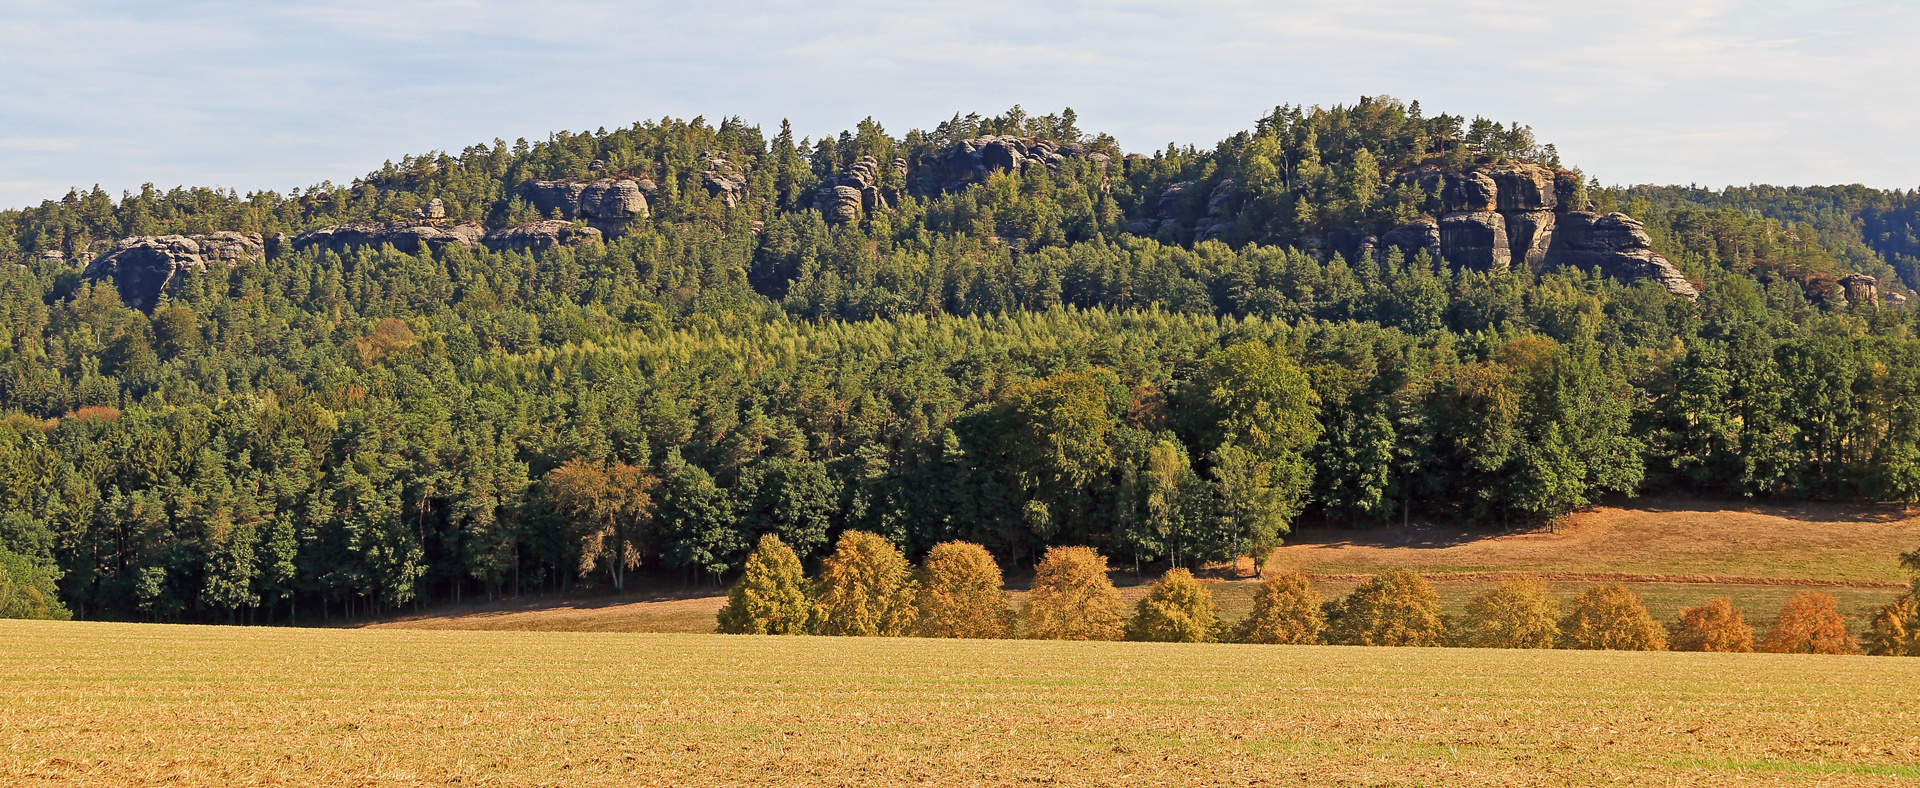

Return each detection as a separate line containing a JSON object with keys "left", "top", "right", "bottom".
{"left": 3, "top": 620, "right": 1916, "bottom": 787}
{"left": 372, "top": 497, "right": 1920, "bottom": 635}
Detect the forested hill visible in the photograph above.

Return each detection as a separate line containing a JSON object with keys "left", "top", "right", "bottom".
{"left": 1, "top": 97, "right": 1918, "bottom": 624}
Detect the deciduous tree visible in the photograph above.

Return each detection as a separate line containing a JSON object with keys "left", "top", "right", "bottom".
{"left": 1759, "top": 591, "right": 1857, "bottom": 655}
{"left": 1326, "top": 568, "right": 1447, "bottom": 646}
{"left": 1455, "top": 578, "right": 1559, "bottom": 649}
{"left": 813, "top": 531, "right": 917, "bottom": 637}
{"left": 1023, "top": 546, "right": 1124, "bottom": 641}
{"left": 1668, "top": 598, "right": 1754, "bottom": 653}
{"left": 913, "top": 541, "right": 1012, "bottom": 639}
{"left": 1559, "top": 584, "right": 1666, "bottom": 651}
{"left": 1234, "top": 571, "right": 1324, "bottom": 644}
{"left": 716, "top": 533, "right": 814, "bottom": 635}
{"left": 1125, "top": 568, "right": 1218, "bottom": 642}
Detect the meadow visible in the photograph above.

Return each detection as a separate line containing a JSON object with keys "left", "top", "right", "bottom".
{"left": 4, "top": 619, "right": 1918, "bottom": 787}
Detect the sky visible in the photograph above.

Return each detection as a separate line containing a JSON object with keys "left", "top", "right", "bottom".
{"left": 2, "top": 0, "right": 1917, "bottom": 209}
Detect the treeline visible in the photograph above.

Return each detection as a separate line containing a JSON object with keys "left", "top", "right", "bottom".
{"left": 0, "top": 99, "right": 1916, "bottom": 624}
{"left": 720, "top": 532, "right": 1920, "bottom": 656}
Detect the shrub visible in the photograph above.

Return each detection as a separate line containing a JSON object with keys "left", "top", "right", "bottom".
{"left": 1023, "top": 546, "right": 1124, "bottom": 641}
{"left": 812, "top": 531, "right": 918, "bottom": 637}
{"left": 1862, "top": 588, "right": 1919, "bottom": 657}
{"left": 913, "top": 541, "right": 1013, "bottom": 639}
{"left": 1125, "top": 568, "right": 1219, "bottom": 643}
{"left": 1455, "top": 578, "right": 1559, "bottom": 649}
{"left": 1325, "top": 568, "right": 1447, "bottom": 647}
{"left": 1759, "top": 591, "right": 1858, "bottom": 654}
{"left": 1667, "top": 598, "right": 1754, "bottom": 653}
{"left": 716, "top": 534, "right": 815, "bottom": 635}
{"left": 1559, "top": 584, "right": 1666, "bottom": 651}
{"left": 1235, "top": 572, "right": 1325, "bottom": 644}
{"left": 0, "top": 548, "right": 69, "bottom": 621}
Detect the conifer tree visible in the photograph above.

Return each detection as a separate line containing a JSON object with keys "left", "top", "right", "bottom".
{"left": 1125, "top": 568, "right": 1219, "bottom": 643}
{"left": 1235, "top": 571, "right": 1325, "bottom": 644}
{"left": 913, "top": 541, "right": 1012, "bottom": 639}
{"left": 1668, "top": 598, "right": 1754, "bottom": 653}
{"left": 716, "top": 534, "right": 814, "bottom": 635}
{"left": 1326, "top": 568, "right": 1448, "bottom": 646}
{"left": 1559, "top": 584, "right": 1666, "bottom": 651}
{"left": 1023, "top": 546, "right": 1124, "bottom": 641}
{"left": 1759, "top": 591, "right": 1857, "bottom": 654}
{"left": 812, "top": 531, "right": 917, "bottom": 637}
{"left": 1455, "top": 578, "right": 1559, "bottom": 649}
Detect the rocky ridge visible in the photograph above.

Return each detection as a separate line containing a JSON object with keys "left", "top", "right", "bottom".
{"left": 84, "top": 232, "right": 266, "bottom": 310}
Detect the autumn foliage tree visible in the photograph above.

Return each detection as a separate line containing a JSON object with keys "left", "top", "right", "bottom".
{"left": 1559, "top": 584, "right": 1666, "bottom": 651}
{"left": 1668, "top": 598, "right": 1755, "bottom": 652}
{"left": 1023, "top": 546, "right": 1124, "bottom": 640}
{"left": 1125, "top": 568, "right": 1219, "bottom": 642}
{"left": 1759, "top": 591, "right": 1858, "bottom": 654}
{"left": 1326, "top": 568, "right": 1448, "bottom": 646}
{"left": 812, "top": 531, "right": 918, "bottom": 637}
{"left": 715, "top": 534, "right": 815, "bottom": 635}
{"left": 544, "top": 459, "right": 657, "bottom": 593}
{"left": 1235, "top": 572, "right": 1325, "bottom": 644}
{"left": 1863, "top": 590, "right": 1919, "bottom": 657}
{"left": 1455, "top": 578, "right": 1560, "bottom": 649}
{"left": 913, "top": 541, "right": 1012, "bottom": 639}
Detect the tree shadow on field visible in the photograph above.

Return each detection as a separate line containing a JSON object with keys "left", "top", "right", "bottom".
{"left": 1618, "top": 493, "right": 1920, "bottom": 525}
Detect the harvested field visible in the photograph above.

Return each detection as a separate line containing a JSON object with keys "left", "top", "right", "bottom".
{"left": 4, "top": 620, "right": 1917, "bottom": 787}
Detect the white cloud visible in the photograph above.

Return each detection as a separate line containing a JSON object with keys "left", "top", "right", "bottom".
{"left": 1, "top": 0, "right": 1915, "bottom": 208}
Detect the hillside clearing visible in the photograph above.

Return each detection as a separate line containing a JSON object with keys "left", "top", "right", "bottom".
{"left": 3, "top": 620, "right": 1917, "bottom": 787}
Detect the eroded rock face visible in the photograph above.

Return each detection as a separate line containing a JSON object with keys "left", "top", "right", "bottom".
{"left": 915, "top": 135, "right": 1109, "bottom": 195}
{"left": 293, "top": 223, "right": 485, "bottom": 256}
{"left": 84, "top": 232, "right": 265, "bottom": 310}
{"left": 1839, "top": 274, "right": 1880, "bottom": 306}
{"left": 481, "top": 220, "right": 602, "bottom": 253}
{"left": 1381, "top": 218, "right": 1441, "bottom": 261}
{"left": 699, "top": 153, "right": 750, "bottom": 208}
{"left": 1439, "top": 212, "right": 1510, "bottom": 271}
{"left": 1544, "top": 212, "right": 1698, "bottom": 299}
{"left": 513, "top": 178, "right": 649, "bottom": 235}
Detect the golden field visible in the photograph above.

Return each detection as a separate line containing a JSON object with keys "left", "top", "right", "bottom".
{"left": 4, "top": 619, "right": 1918, "bottom": 787}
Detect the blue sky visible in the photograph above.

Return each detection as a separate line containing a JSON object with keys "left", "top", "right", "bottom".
{"left": 2, "top": 0, "right": 1916, "bottom": 209}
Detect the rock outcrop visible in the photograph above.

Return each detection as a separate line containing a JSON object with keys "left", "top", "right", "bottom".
{"left": 480, "top": 221, "right": 602, "bottom": 253}
{"left": 698, "top": 152, "right": 750, "bottom": 208}
{"left": 1377, "top": 162, "right": 1696, "bottom": 299}
{"left": 293, "top": 222, "right": 486, "bottom": 256}
{"left": 84, "top": 232, "right": 265, "bottom": 310}
{"left": 1839, "top": 274, "right": 1880, "bottom": 306}
{"left": 914, "top": 136, "right": 1109, "bottom": 195}
{"left": 814, "top": 155, "right": 906, "bottom": 224}
{"left": 512, "top": 178, "right": 649, "bottom": 235}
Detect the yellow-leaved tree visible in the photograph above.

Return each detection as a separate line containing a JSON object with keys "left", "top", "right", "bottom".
{"left": 716, "top": 534, "right": 815, "bottom": 635}
{"left": 1023, "top": 546, "right": 1124, "bottom": 640}
{"left": 812, "top": 531, "right": 917, "bottom": 637}
{"left": 1760, "top": 591, "right": 1857, "bottom": 655}
{"left": 913, "top": 541, "right": 1013, "bottom": 639}
{"left": 1234, "top": 572, "right": 1325, "bottom": 644}
{"left": 1668, "top": 598, "right": 1754, "bottom": 653}
{"left": 1326, "top": 568, "right": 1448, "bottom": 646}
{"left": 1559, "top": 584, "right": 1666, "bottom": 651}
{"left": 1125, "top": 568, "right": 1219, "bottom": 642}
{"left": 1455, "top": 578, "right": 1559, "bottom": 649}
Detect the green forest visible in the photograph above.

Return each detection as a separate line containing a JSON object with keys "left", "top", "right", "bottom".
{"left": 1, "top": 97, "right": 1918, "bottom": 624}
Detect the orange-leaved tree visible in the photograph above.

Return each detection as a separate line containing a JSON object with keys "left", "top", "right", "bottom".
{"left": 913, "top": 541, "right": 1013, "bottom": 639}
{"left": 1760, "top": 591, "right": 1857, "bottom": 655}
{"left": 716, "top": 533, "right": 815, "bottom": 635}
{"left": 544, "top": 459, "right": 656, "bottom": 593}
{"left": 1559, "top": 584, "right": 1666, "bottom": 651}
{"left": 1023, "top": 546, "right": 1124, "bottom": 640}
{"left": 1865, "top": 549, "right": 1920, "bottom": 656}
{"left": 1235, "top": 571, "right": 1325, "bottom": 644}
{"left": 1456, "top": 578, "right": 1559, "bottom": 649}
{"left": 1325, "top": 568, "right": 1448, "bottom": 646}
{"left": 1668, "top": 598, "right": 1754, "bottom": 653}
{"left": 1125, "top": 568, "right": 1219, "bottom": 643}
{"left": 813, "top": 531, "right": 918, "bottom": 637}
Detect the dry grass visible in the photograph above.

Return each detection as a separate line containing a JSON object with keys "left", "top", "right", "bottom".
{"left": 4, "top": 620, "right": 1918, "bottom": 787}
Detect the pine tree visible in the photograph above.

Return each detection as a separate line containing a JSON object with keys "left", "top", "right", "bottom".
{"left": 812, "top": 531, "right": 917, "bottom": 637}
{"left": 1759, "top": 591, "right": 1857, "bottom": 654}
{"left": 1125, "top": 568, "right": 1219, "bottom": 643}
{"left": 1326, "top": 568, "right": 1448, "bottom": 646}
{"left": 913, "top": 541, "right": 1012, "bottom": 639}
{"left": 1668, "top": 598, "right": 1754, "bottom": 653}
{"left": 1023, "top": 546, "right": 1124, "bottom": 641}
{"left": 1455, "top": 578, "right": 1559, "bottom": 649}
{"left": 716, "top": 534, "right": 814, "bottom": 635}
{"left": 1559, "top": 584, "right": 1666, "bottom": 651}
{"left": 1234, "top": 572, "right": 1324, "bottom": 644}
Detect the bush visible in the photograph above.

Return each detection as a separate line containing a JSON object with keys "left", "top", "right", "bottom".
{"left": 1559, "top": 584, "right": 1666, "bottom": 650}
{"left": 1325, "top": 568, "right": 1448, "bottom": 647}
{"left": 1668, "top": 598, "right": 1754, "bottom": 652}
{"left": 716, "top": 534, "right": 815, "bottom": 635}
{"left": 1455, "top": 578, "right": 1559, "bottom": 649}
{"left": 913, "top": 541, "right": 1013, "bottom": 639}
{"left": 1125, "top": 568, "right": 1219, "bottom": 643}
{"left": 1023, "top": 546, "right": 1124, "bottom": 641}
{"left": 0, "top": 548, "right": 69, "bottom": 621}
{"left": 812, "top": 531, "right": 918, "bottom": 637}
{"left": 1759, "top": 591, "right": 1858, "bottom": 654}
{"left": 1862, "top": 588, "right": 1919, "bottom": 657}
{"left": 1235, "top": 572, "right": 1325, "bottom": 644}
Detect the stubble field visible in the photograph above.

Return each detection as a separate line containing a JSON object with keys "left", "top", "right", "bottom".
{"left": 4, "top": 619, "right": 1918, "bottom": 787}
